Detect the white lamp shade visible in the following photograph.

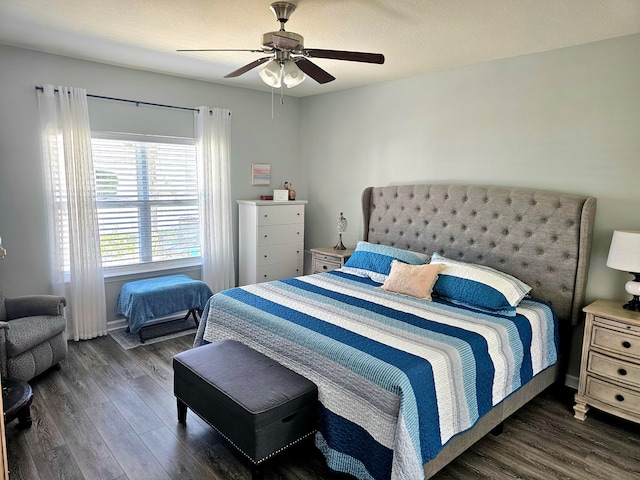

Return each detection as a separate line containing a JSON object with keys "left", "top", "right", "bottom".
{"left": 258, "top": 60, "right": 282, "bottom": 88}
{"left": 606, "top": 230, "right": 640, "bottom": 272}
{"left": 282, "top": 61, "right": 305, "bottom": 88}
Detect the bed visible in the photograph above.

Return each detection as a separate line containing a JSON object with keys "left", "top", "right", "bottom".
{"left": 194, "top": 184, "right": 596, "bottom": 479}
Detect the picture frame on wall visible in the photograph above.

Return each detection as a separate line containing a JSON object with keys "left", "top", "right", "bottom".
{"left": 251, "top": 163, "right": 271, "bottom": 185}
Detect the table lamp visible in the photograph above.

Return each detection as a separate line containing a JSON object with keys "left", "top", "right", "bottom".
{"left": 334, "top": 212, "right": 347, "bottom": 250}
{"left": 0, "top": 236, "right": 5, "bottom": 259}
{"left": 606, "top": 230, "right": 640, "bottom": 311}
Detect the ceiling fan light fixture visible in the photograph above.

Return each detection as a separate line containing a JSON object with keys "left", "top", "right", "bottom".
{"left": 258, "top": 60, "right": 282, "bottom": 88}
{"left": 282, "top": 60, "right": 305, "bottom": 88}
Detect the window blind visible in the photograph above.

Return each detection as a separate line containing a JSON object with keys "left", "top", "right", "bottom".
{"left": 92, "top": 135, "right": 199, "bottom": 268}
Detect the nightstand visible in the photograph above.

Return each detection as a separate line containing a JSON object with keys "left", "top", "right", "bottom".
{"left": 574, "top": 299, "right": 640, "bottom": 424}
{"left": 310, "top": 247, "right": 354, "bottom": 274}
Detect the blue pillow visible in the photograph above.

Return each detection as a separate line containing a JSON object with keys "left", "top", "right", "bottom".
{"left": 340, "top": 241, "right": 430, "bottom": 284}
{"left": 430, "top": 253, "right": 531, "bottom": 316}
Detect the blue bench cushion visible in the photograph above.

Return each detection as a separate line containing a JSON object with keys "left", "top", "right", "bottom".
{"left": 117, "top": 275, "right": 212, "bottom": 333}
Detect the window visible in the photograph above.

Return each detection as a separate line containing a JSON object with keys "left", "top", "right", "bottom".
{"left": 92, "top": 133, "right": 199, "bottom": 269}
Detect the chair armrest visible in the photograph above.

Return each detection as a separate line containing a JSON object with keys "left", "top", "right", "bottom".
{"left": 0, "top": 321, "right": 9, "bottom": 330}
{"left": 5, "top": 295, "right": 66, "bottom": 320}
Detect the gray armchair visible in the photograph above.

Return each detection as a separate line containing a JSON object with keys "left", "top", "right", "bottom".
{"left": 0, "top": 291, "right": 68, "bottom": 382}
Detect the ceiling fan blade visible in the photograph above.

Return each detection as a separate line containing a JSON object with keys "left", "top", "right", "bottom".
{"left": 177, "top": 48, "right": 265, "bottom": 53}
{"left": 304, "top": 49, "right": 385, "bottom": 64}
{"left": 224, "top": 57, "right": 272, "bottom": 78}
{"left": 272, "top": 34, "right": 301, "bottom": 51}
{"left": 295, "top": 58, "right": 335, "bottom": 84}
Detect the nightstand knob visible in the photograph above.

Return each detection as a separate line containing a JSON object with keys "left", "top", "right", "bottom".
{"left": 622, "top": 341, "right": 632, "bottom": 349}
{"left": 615, "top": 394, "right": 625, "bottom": 402}
{"left": 323, "top": 265, "right": 328, "bottom": 270}
{"left": 618, "top": 368, "right": 628, "bottom": 376}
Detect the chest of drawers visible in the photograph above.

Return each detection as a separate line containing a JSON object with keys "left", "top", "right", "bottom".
{"left": 238, "top": 200, "right": 307, "bottom": 286}
{"left": 574, "top": 299, "right": 640, "bottom": 424}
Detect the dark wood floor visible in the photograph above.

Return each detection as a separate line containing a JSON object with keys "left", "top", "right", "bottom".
{"left": 5, "top": 333, "right": 640, "bottom": 480}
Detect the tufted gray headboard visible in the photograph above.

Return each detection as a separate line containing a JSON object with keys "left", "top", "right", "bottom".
{"left": 362, "top": 185, "right": 596, "bottom": 328}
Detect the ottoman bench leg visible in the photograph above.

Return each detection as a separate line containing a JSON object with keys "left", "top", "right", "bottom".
{"left": 177, "top": 398, "right": 188, "bottom": 424}
{"left": 251, "top": 463, "right": 264, "bottom": 480}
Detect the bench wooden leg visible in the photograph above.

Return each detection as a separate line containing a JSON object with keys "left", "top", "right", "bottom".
{"left": 177, "top": 398, "right": 188, "bottom": 423}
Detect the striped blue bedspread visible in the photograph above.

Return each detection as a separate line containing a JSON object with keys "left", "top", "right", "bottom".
{"left": 202, "top": 271, "right": 558, "bottom": 480}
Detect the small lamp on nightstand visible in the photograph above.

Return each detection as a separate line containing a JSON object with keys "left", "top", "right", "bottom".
{"left": 606, "top": 229, "right": 640, "bottom": 311}
{"left": 0, "top": 236, "right": 6, "bottom": 259}
{"left": 334, "top": 212, "right": 347, "bottom": 250}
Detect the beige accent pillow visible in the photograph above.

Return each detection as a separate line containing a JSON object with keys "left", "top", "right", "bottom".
{"left": 380, "top": 261, "right": 445, "bottom": 300}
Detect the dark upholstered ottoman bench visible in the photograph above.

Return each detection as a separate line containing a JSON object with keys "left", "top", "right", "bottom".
{"left": 173, "top": 340, "right": 318, "bottom": 479}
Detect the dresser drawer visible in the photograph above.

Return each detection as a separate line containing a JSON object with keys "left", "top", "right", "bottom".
{"left": 592, "top": 324, "right": 640, "bottom": 359}
{"left": 257, "top": 224, "right": 304, "bottom": 246}
{"left": 585, "top": 376, "right": 640, "bottom": 416}
{"left": 257, "top": 243, "right": 304, "bottom": 267}
{"left": 256, "top": 261, "right": 303, "bottom": 283}
{"left": 257, "top": 205, "right": 304, "bottom": 226}
{"left": 588, "top": 351, "right": 640, "bottom": 389}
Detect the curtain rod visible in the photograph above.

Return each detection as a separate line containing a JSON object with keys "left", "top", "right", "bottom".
{"left": 35, "top": 85, "right": 201, "bottom": 113}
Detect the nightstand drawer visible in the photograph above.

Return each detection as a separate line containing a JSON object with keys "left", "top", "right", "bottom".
{"left": 588, "top": 351, "right": 640, "bottom": 388}
{"left": 592, "top": 324, "right": 640, "bottom": 359}
{"left": 585, "top": 376, "right": 640, "bottom": 416}
{"left": 313, "top": 257, "right": 341, "bottom": 273}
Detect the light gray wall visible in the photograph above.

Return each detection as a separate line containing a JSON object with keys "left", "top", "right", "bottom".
{"left": 299, "top": 34, "right": 640, "bottom": 380}
{"left": 2, "top": 33, "right": 639, "bottom": 379}
{"left": 0, "top": 45, "right": 301, "bottom": 319}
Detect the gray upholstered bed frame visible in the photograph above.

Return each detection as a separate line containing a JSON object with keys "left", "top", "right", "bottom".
{"left": 361, "top": 184, "right": 596, "bottom": 478}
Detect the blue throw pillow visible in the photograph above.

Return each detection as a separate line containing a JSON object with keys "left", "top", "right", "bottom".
{"left": 340, "top": 241, "right": 430, "bottom": 283}
{"left": 430, "top": 253, "right": 531, "bottom": 316}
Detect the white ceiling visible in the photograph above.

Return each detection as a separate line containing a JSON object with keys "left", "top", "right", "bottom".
{"left": 1, "top": 0, "right": 640, "bottom": 98}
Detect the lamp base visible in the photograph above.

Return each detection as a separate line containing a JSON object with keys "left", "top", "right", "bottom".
{"left": 334, "top": 234, "right": 346, "bottom": 251}
{"left": 623, "top": 295, "right": 640, "bottom": 312}
{"left": 624, "top": 277, "right": 640, "bottom": 311}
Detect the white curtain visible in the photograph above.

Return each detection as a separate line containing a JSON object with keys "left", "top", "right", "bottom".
{"left": 196, "top": 107, "right": 235, "bottom": 292}
{"left": 38, "top": 84, "right": 107, "bottom": 340}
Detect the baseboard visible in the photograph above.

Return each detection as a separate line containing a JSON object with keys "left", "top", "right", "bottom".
{"left": 107, "top": 318, "right": 128, "bottom": 331}
{"left": 564, "top": 374, "right": 579, "bottom": 390}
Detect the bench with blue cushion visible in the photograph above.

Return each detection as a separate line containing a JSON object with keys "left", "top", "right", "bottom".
{"left": 117, "top": 274, "right": 212, "bottom": 343}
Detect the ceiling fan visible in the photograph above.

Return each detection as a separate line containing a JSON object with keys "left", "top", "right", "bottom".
{"left": 177, "top": 1, "right": 385, "bottom": 89}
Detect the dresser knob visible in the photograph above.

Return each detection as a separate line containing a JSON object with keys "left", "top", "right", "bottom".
{"left": 622, "top": 341, "right": 632, "bottom": 349}
{"left": 618, "top": 368, "right": 628, "bottom": 376}
{"left": 264, "top": 255, "right": 268, "bottom": 258}
{"left": 615, "top": 394, "right": 625, "bottom": 402}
